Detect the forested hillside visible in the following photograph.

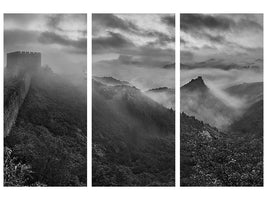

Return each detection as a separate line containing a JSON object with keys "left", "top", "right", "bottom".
{"left": 93, "top": 78, "right": 175, "bottom": 186}
{"left": 4, "top": 69, "right": 87, "bottom": 186}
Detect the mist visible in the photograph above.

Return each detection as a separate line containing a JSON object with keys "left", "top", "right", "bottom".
{"left": 181, "top": 68, "right": 262, "bottom": 88}
{"left": 181, "top": 67, "right": 263, "bottom": 129}
{"left": 181, "top": 92, "right": 232, "bottom": 129}
{"left": 93, "top": 61, "right": 175, "bottom": 91}
{"left": 181, "top": 68, "right": 262, "bottom": 107}
{"left": 205, "top": 81, "right": 245, "bottom": 109}
{"left": 145, "top": 90, "right": 175, "bottom": 109}
{"left": 4, "top": 14, "right": 87, "bottom": 88}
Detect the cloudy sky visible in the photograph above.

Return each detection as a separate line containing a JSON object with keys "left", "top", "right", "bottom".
{"left": 92, "top": 14, "right": 175, "bottom": 90}
{"left": 181, "top": 14, "right": 263, "bottom": 64}
{"left": 4, "top": 14, "right": 86, "bottom": 78}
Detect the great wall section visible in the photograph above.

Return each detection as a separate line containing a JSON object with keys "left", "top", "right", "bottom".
{"left": 4, "top": 51, "right": 41, "bottom": 137}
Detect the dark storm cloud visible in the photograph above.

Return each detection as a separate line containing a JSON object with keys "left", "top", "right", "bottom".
{"left": 92, "top": 14, "right": 139, "bottom": 34}
{"left": 93, "top": 14, "right": 173, "bottom": 38}
{"left": 93, "top": 31, "right": 174, "bottom": 57}
{"left": 93, "top": 14, "right": 174, "bottom": 49}
{"left": 181, "top": 14, "right": 232, "bottom": 32}
{"left": 92, "top": 31, "right": 135, "bottom": 54}
{"left": 93, "top": 14, "right": 175, "bottom": 71}
{"left": 93, "top": 31, "right": 174, "bottom": 66}
{"left": 146, "top": 36, "right": 174, "bottom": 49}
{"left": 203, "top": 33, "right": 226, "bottom": 44}
{"left": 38, "top": 31, "right": 86, "bottom": 54}
{"left": 181, "top": 14, "right": 263, "bottom": 33}
{"left": 100, "top": 48, "right": 174, "bottom": 68}
{"left": 180, "top": 14, "right": 263, "bottom": 65}
{"left": 161, "top": 15, "right": 175, "bottom": 27}
{"left": 146, "top": 30, "right": 175, "bottom": 43}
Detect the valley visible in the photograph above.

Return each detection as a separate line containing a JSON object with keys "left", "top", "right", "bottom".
{"left": 92, "top": 77, "right": 175, "bottom": 186}
{"left": 180, "top": 76, "right": 263, "bottom": 186}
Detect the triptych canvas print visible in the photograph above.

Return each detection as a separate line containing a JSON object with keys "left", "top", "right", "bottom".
{"left": 3, "top": 13, "right": 263, "bottom": 187}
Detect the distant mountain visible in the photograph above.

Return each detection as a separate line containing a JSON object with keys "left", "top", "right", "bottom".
{"left": 181, "top": 76, "right": 208, "bottom": 92}
{"left": 146, "top": 87, "right": 175, "bottom": 109}
{"left": 92, "top": 77, "right": 175, "bottom": 186}
{"left": 224, "top": 82, "right": 263, "bottom": 137}
{"left": 147, "top": 87, "right": 171, "bottom": 92}
{"left": 225, "top": 82, "right": 263, "bottom": 106}
{"left": 181, "top": 58, "right": 263, "bottom": 71}
{"left": 181, "top": 76, "right": 236, "bottom": 129}
{"left": 163, "top": 63, "right": 175, "bottom": 69}
{"left": 93, "top": 76, "right": 130, "bottom": 86}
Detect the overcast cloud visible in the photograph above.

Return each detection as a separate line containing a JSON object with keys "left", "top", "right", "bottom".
{"left": 181, "top": 14, "right": 263, "bottom": 88}
{"left": 181, "top": 14, "right": 263, "bottom": 64}
{"left": 92, "top": 14, "right": 175, "bottom": 90}
{"left": 4, "top": 14, "right": 87, "bottom": 77}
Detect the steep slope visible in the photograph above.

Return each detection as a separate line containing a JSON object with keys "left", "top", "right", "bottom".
{"left": 145, "top": 87, "right": 175, "bottom": 109}
{"left": 5, "top": 69, "right": 87, "bottom": 186}
{"left": 224, "top": 82, "right": 263, "bottom": 137}
{"left": 92, "top": 78, "right": 175, "bottom": 186}
{"left": 180, "top": 112, "right": 263, "bottom": 186}
{"left": 225, "top": 82, "right": 263, "bottom": 106}
{"left": 93, "top": 76, "right": 130, "bottom": 86}
{"left": 181, "top": 76, "right": 208, "bottom": 92}
{"left": 230, "top": 100, "right": 263, "bottom": 137}
{"left": 181, "top": 76, "right": 236, "bottom": 129}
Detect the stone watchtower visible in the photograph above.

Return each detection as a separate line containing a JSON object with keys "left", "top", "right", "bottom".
{"left": 6, "top": 51, "right": 41, "bottom": 76}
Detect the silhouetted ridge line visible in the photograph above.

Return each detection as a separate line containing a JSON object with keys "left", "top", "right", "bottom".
{"left": 181, "top": 76, "right": 208, "bottom": 92}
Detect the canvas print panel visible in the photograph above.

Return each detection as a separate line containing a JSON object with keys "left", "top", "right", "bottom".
{"left": 180, "top": 14, "right": 263, "bottom": 186}
{"left": 92, "top": 14, "right": 175, "bottom": 186}
{"left": 4, "top": 14, "right": 87, "bottom": 186}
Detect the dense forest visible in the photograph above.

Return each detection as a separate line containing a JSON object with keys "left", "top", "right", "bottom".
{"left": 4, "top": 68, "right": 87, "bottom": 186}
{"left": 92, "top": 78, "right": 175, "bottom": 186}
{"left": 180, "top": 112, "right": 263, "bottom": 186}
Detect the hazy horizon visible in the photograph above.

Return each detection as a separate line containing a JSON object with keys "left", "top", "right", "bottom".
{"left": 4, "top": 14, "right": 87, "bottom": 80}
{"left": 180, "top": 14, "right": 263, "bottom": 90}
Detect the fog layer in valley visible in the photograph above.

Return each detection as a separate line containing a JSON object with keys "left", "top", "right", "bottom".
{"left": 181, "top": 67, "right": 263, "bottom": 129}
{"left": 93, "top": 61, "right": 174, "bottom": 91}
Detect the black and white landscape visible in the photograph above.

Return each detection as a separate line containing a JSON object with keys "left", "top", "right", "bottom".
{"left": 92, "top": 14, "right": 175, "bottom": 186}
{"left": 180, "top": 14, "right": 263, "bottom": 186}
{"left": 4, "top": 14, "right": 87, "bottom": 186}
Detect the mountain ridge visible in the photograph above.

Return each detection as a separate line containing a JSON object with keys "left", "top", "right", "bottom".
{"left": 92, "top": 76, "right": 175, "bottom": 186}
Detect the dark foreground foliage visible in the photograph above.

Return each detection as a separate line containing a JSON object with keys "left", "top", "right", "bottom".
{"left": 180, "top": 113, "right": 263, "bottom": 186}
{"left": 4, "top": 147, "right": 46, "bottom": 186}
